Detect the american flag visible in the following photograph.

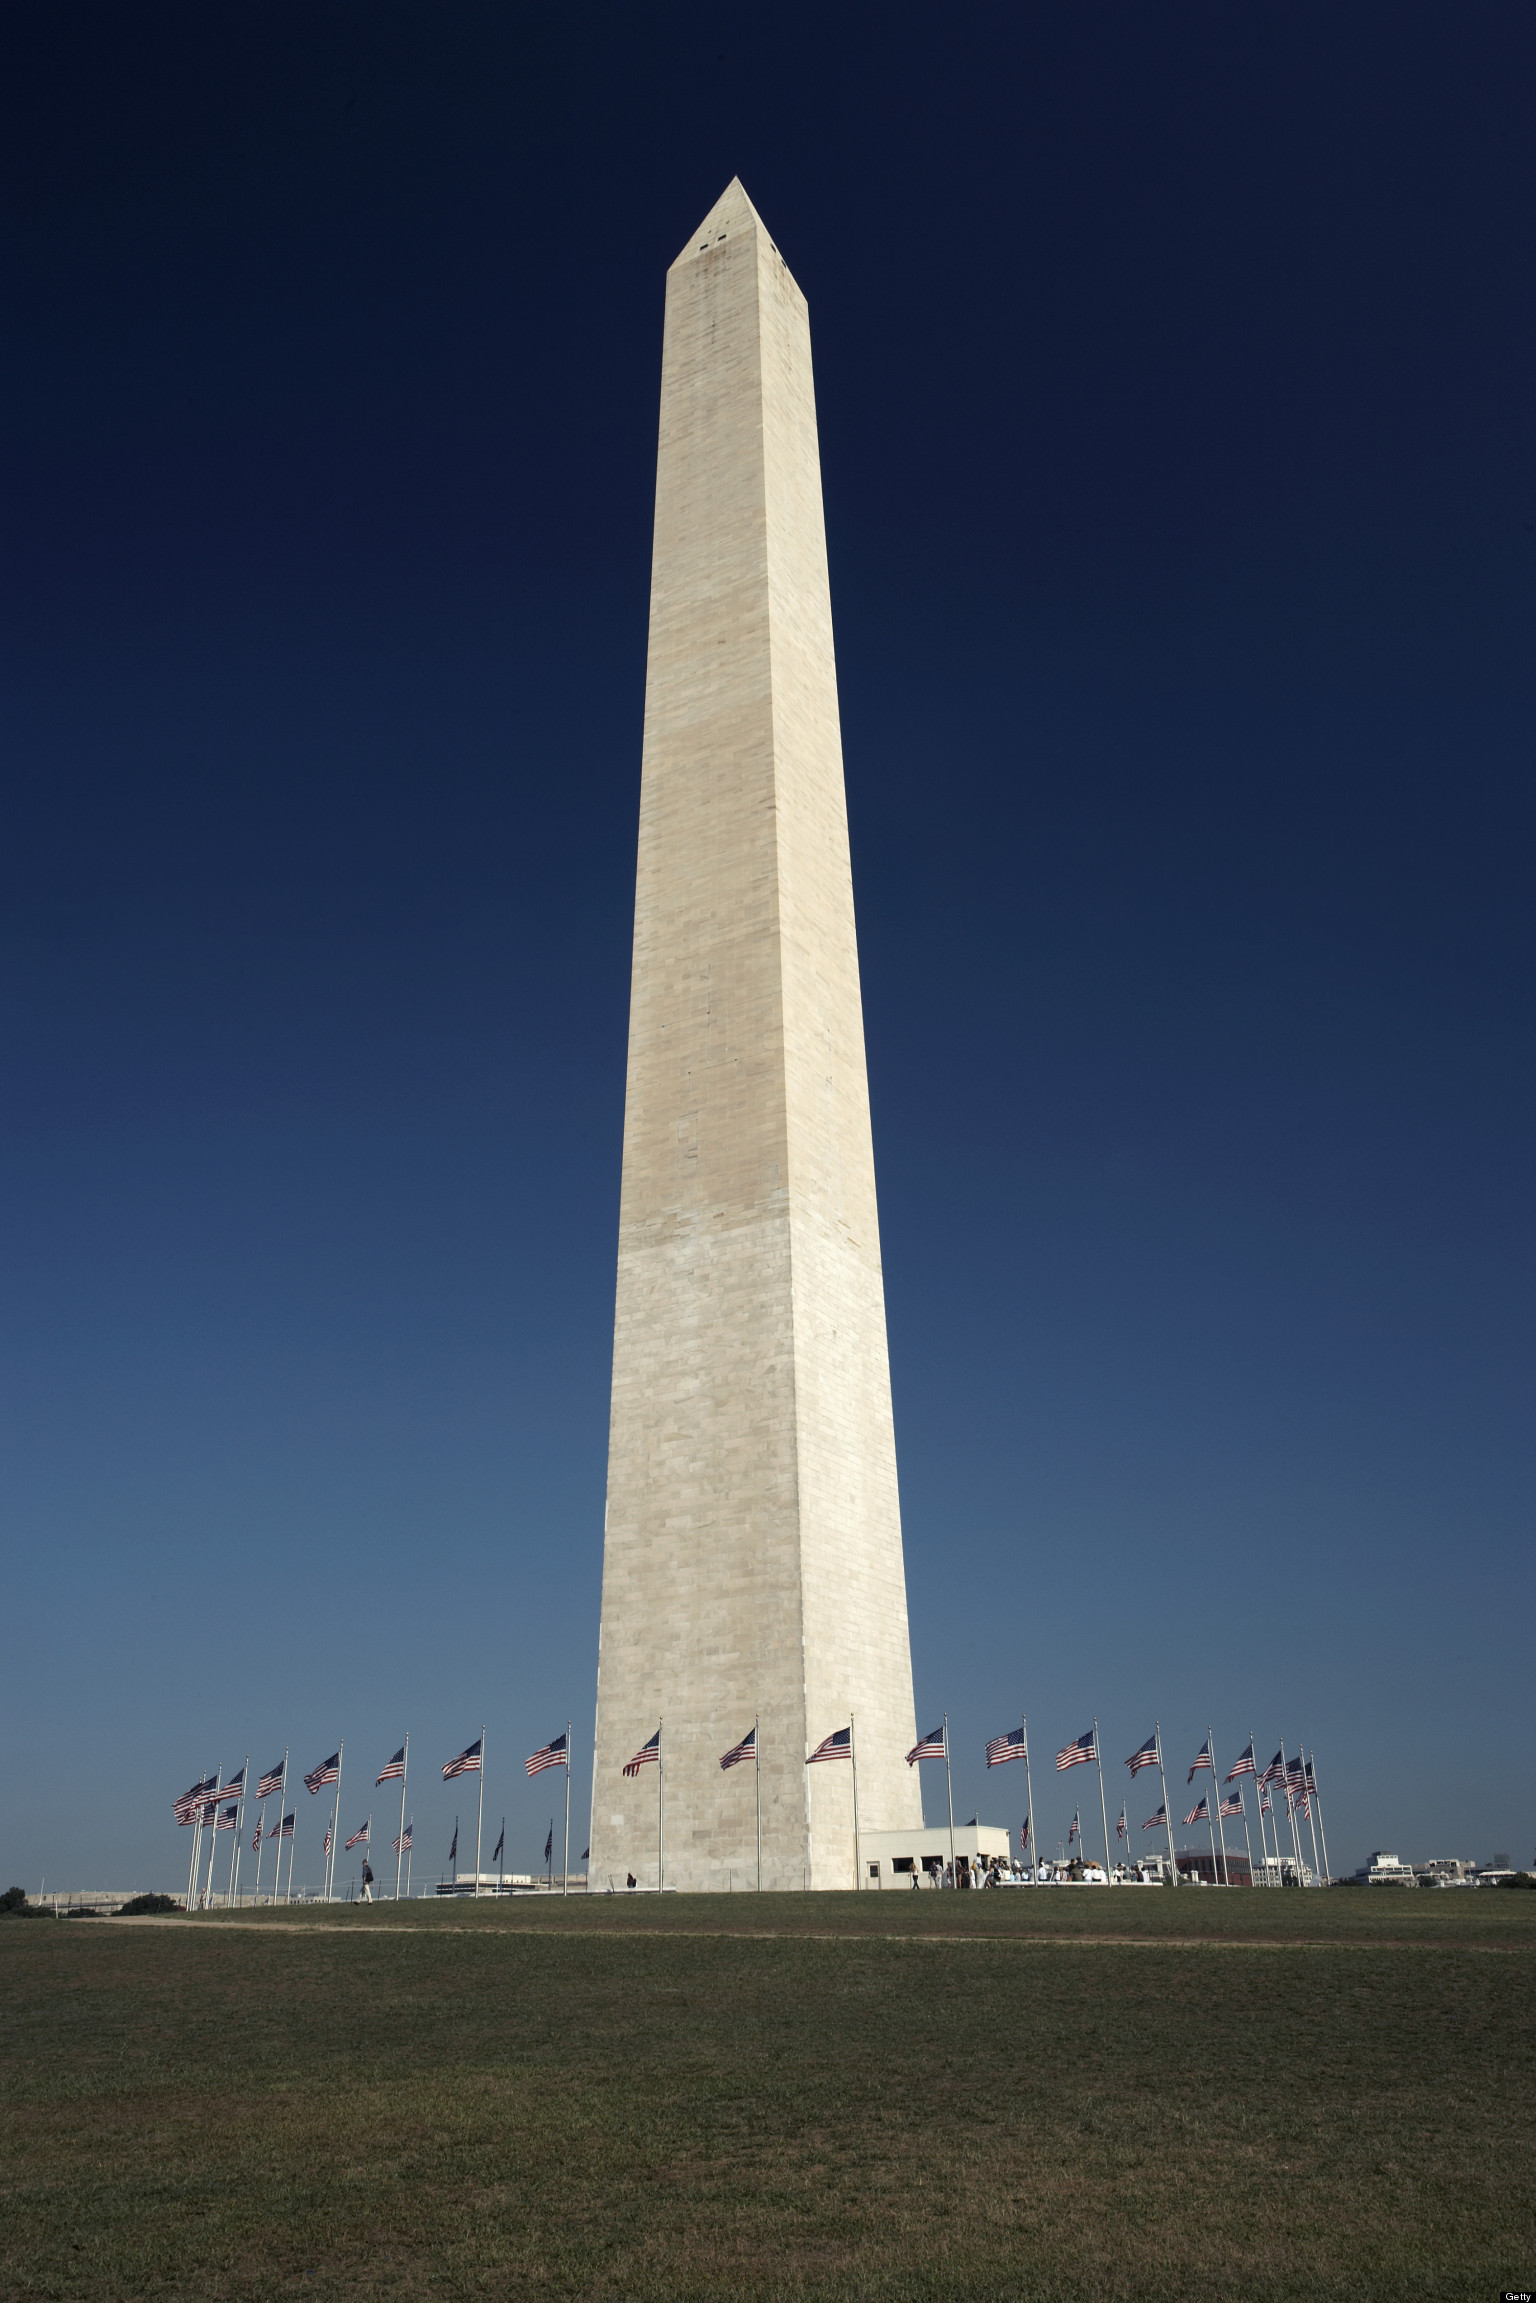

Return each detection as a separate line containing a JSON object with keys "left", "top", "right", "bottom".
{"left": 719, "top": 1727, "right": 756, "bottom": 1770}
{"left": 1259, "top": 1748, "right": 1285, "bottom": 1788}
{"left": 1260, "top": 1785, "right": 1273, "bottom": 1815}
{"left": 272, "top": 1812, "right": 294, "bottom": 1839}
{"left": 1219, "top": 1789, "right": 1243, "bottom": 1819}
{"left": 223, "top": 1767, "right": 246, "bottom": 1802}
{"left": 1143, "top": 1805, "right": 1166, "bottom": 1831}
{"left": 214, "top": 1803, "right": 239, "bottom": 1831}
{"left": 376, "top": 1747, "right": 406, "bottom": 1786}
{"left": 1117, "top": 1806, "right": 1127, "bottom": 1840}
{"left": 1020, "top": 1813, "right": 1030, "bottom": 1851}
{"left": 623, "top": 1728, "right": 661, "bottom": 1777}
{"left": 1187, "top": 1739, "right": 1212, "bottom": 1783}
{"left": 544, "top": 1825, "right": 553, "bottom": 1865}
{"left": 492, "top": 1824, "right": 504, "bottom": 1863}
{"left": 526, "top": 1733, "right": 569, "bottom": 1778}
{"left": 1126, "top": 1733, "right": 1160, "bottom": 1776}
{"left": 443, "top": 1739, "right": 483, "bottom": 1781}
{"left": 251, "top": 1818, "right": 263, "bottom": 1852}
{"left": 906, "top": 1726, "right": 946, "bottom": 1763}
{"left": 1184, "top": 1794, "right": 1209, "bottom": 1826}
{"left": 393, "top": 1822, "right": 412, "bottom": 1854}
{"left": 807, "top": 1726, "right": 851, "bottom": 1764}
{"left": 195, "top": 1786, "right": 223, "bottom": 1822}
{"left": 345, "top": 1822, "right": 369, "bottom": 1850}
{"left": 323, "top": 1825, "right": 332, "bottom": 1857}
{"left": 173, "top": 1774, "right": 217, "bottom": 1824}
{"left": 1056, "top": 1729, "right": 1097, "bottom": 1772}
{"left": 986, "top": 1726, "right": 1027, "bottom": 1767}
{"left": 1226, "top": 1742, "right": 1256, "bottom": 1781}
{"left": 1068, "top": 1809, "right": 1080, "bottom": 1842}
{"left": 1305, "top": 1758, "right": 1320, "bottom": 1796}
{"left": 1287, "top": 1759, "right": 1310, "bottom": 1818}
{"left": 304, "top": 1752, "right": 340, "bottom": 1796}
{"left": 448, "top": 1822, "right": 458, "bottom": 1863}
{"left": 256, "top": 1761, "right": 285, "bottom": 1801}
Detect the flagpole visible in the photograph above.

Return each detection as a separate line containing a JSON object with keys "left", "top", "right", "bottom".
{"left": 280, "top": 1752, "right": 293, "bottom": 1903}
{"left": 329, "top": 1744, "right": 345, "bottom": 1902}
{"left": 1252, "top": 1728, "right": 1273, "bottom": 1883}
{"left": 1280, "top": 1731, "right": 1303, "bottom": 1882}
{"left": 1310, "top": 1750, "right": 1332, "bottom": 1883}
{"left": 228, "top": 1757, "right": 248, "bottom": 1906}
{"left": 943, "top": 1710, "right": 955, "bottom": 1884}
{"left": 1300, "top": 1743, "right": 1323, "bottom": 1884}
{"left": 849, "top": 1713, "right": 860, "bottom": 1891}
{"left": 1155, "top": 1723, "right": 1177, "bottom": 1885}
{"left": 657, "top": 1718, "right": 665, "bottom": 1892}
{"left": 396, "top": 1735, "right": 409, "bottom": 1901}
{"left": 185, "top": 1768, "right": 207, "bottom": 1908}
{"left": 1022, "top": 1714, "right": 1037, "bottom": 1885}
{"left": 1209, "top": 1730, "right": 1233, "bottom": 1884}
{"left": 201, "top": 1769, "right": 224, "bottom": 1909}
{"left": 563, "top": 1721, "right": 572, "bottom": 1898}
{"left": 472, "top": 1727, "right": 485, "bottom": 1897}
{"left": 1093, "top": 1718, "right": 1112, "bottom": 1882}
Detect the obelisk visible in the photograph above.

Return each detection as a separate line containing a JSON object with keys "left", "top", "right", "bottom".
{"left": 589, "top": 182, "right": 921, "bottom": 1892}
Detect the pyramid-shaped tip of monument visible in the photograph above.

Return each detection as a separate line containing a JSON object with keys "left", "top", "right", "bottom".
{"left": 672, "top": 177, "right": 774, "bottom": 266}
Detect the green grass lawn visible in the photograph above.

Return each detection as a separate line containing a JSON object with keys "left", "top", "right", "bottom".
{"left": 2, "top": 1891, "right": 1531, "bottom": 2301}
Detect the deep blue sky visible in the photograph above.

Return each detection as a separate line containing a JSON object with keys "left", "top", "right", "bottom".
{"left": 3, "top": 5, "right": 1531, "bottom": 1891}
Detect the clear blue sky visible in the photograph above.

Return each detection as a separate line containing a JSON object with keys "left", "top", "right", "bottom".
{"left": 3, "top": 4, "right": 1531, "bottom": 1890}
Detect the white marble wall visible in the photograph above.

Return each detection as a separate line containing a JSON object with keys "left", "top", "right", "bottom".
{"left": 589, "top": 182, "right": 921, "bottom": 1893}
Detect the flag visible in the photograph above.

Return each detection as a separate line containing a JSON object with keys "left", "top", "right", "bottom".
{"left": 906, "top": 1726, "right": 946, "bottom": 1763}
{"left": 1219, "top": 1789, "right": 1243, "bottom": 1819}
{"left": 1187, "top": 1739, "right": 1212, "bottom": 1783}
{"left": 1226, "top": 1741, "right": 1256, "bottom": 1781}
{"left": 392, "top": 1822, "right": 412, "bottom": 1854}
{"left": 581, "top": 1849, "right": 589, "bottom": 1861}
{"left": 376, "top": 1747, "right": 406, "bottom": 1786}
{"left": 1056, "top": 1730, "right": 1097, "bottom": 1772}
{"left": 719, "top": 1727, "right": 756, "bottom": 1770}
{"left": 1184, "top": 1794, "right": 1209, "bottom": 1826}
{"left": 1259, "top": 1748, "right": 1285, "bottom": 1788}
{"left": 1020, "top": 1813, "right": 1030, "bottom": 1851}
{"left": 256, "top": 1761, "right": 285, "bottom": 1801}
{"left": 345, "top": 1822, "right": 369, "bottom": 1851}
{"left": 272, "top": 1812, "right": 294, "bottom": 1839}
{"left": 443, "top": 1739, "right": 482, "bottom": 1781}
{"left": 448, "top": 1822, "right": 458, "bottom": 1863}
{"left": 807, "top": 1726, "right": 851, "bottom": 1764}
{"left": 624, "top": 1728, "right": 661, "bottom": 1777}
{"left": 1305, "top": 1758, "right": 1320, "bottom": 1796}
{"left": 1126, "top": 1733, "right": 1160, "bottom": 1776}
{"left": 544, "top": 1825, "right": 553, "bottom": 1865}
{"left": 304, "top": 1753, "right": 340, "bottom": 1796}
{"left": 1260, "top": 1786, "right": 1272, "bottom": 1815}
{"left": 1143, "top": 1805, "right": 1166, "bottom": 1831}
{"left": 1116, "top": 1806, "right": 1127, "bottom": 1840}
{"left": 986, "top": 1726, "right": 1027, "bottom": 1767}
{"left": 492, "top": 1824, "right": 504, "bottom": 1864}
{"left": 214, "top": 1803, "right": 239, "bottom": 1830}
{"left": 223, "top": 1767, "right": 246, "bottom": 1802}
{"left": 173, "top": 1774, "right": 218, "bottom": 1824}
{"left": 251, "top": 1818, "right": 262, "bottom": 1852}
{"left": 1068, "top": 1809, "right": 1080, "bottom": 1843}
{"left": 526, "top": 1733, "right": 569, "bottom": 1778}
{"left": 322, "top": 1825, "right": 332, "bottom": 1858}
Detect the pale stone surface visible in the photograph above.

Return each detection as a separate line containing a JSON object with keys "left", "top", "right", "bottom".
{"left": 588, "top": 183, "right": 921, "bottom": 1893}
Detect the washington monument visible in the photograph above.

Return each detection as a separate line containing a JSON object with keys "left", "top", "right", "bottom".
{"left": 589, "top": 182, "right": 922, "bottom": 1892}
